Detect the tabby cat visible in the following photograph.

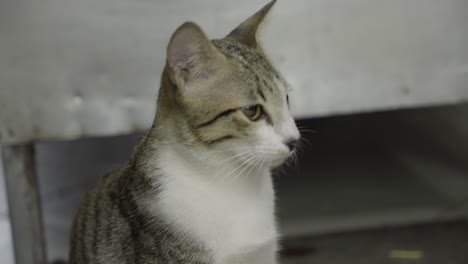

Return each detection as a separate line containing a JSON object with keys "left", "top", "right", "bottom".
{"left": 69, "top": 1, "right": 300, "bottom": 263}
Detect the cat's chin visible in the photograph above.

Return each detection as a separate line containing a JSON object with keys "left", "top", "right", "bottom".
{"left": 268, "top": 156, "right": 289, "bottom": 168}
{"left": 268, "top": 150, "right": 297, "bottom": 168}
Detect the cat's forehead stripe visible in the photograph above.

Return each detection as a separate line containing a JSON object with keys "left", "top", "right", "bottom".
{"left": 255, "top": 75, "right": 267, "bottom": 102}
{"left": 211, "top": 38, "right": 289, "bottom": 111}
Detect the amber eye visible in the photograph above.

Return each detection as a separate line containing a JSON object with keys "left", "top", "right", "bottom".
{"left": 242, "top": 105, "right": 263, "bottom": 121}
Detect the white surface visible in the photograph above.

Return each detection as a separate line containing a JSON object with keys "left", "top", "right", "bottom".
{"left": 1, "top": 0, "right": 468, "bottom": 144}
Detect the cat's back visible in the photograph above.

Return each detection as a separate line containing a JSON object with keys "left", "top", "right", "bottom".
{"left": 69, "top": 168, "right": 134, "bottom": 264}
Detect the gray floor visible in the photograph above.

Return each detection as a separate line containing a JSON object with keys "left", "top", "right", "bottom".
{"left": 0, "top": 104, "right": 467, "bottom": 263}
{"left": 282, "top": 221, "right": 468, "bottom": 264}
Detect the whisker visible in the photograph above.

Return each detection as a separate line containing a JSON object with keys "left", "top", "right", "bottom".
{"left": 206, "top": 153, "right": 252, "bottom": 186}
{"left": 211, "top": 154, "right": 254, "bottom": 181}
{"left": 245, "top": 155, "right": 262, "bottom": 179}
{"left": 298, "top": 129, "right": 317, "bottom": 134}
{"left": 212, "top": 149, "right": 255, "bottom": 166}
{"left": 207, "top": 146, "right": 254, "bottom": 153}
{"left": 298, "top": 137, "right": 311, "bottom": 146}
{"left": 217, "top": 152, "right": 257, "bottom": 183}
{"left": 253, "top": 155, "right": 266, "bottom": 176}
{"left": 227, "top": 153, "right": 259, "bottom": 183}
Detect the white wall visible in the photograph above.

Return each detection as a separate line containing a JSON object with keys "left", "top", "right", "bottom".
{"left": 1, "top": 0, "right": 467, "bottom": 144}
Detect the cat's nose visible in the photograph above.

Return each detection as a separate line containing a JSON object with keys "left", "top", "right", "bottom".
{"left": 285, "top": 139, "right": 299, "bottom": 152}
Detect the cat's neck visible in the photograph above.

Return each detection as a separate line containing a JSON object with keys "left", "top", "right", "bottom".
{"left": 132, "top": 132, "right": 277, "bottom": 260}
{"left": 145, "top": 140, "right": 276, "bottom": 256}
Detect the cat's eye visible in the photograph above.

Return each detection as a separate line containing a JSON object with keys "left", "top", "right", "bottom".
{"left": 242, "top": 105, "right": 263, "bottom": 121}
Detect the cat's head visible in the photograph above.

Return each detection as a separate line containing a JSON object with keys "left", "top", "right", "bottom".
{"left": 156, "top": 0, "right": 300, "bottom": 171}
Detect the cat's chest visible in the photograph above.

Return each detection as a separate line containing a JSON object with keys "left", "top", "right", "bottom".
{"left": 153, "top": 167, "right": 277, "bottom": 261}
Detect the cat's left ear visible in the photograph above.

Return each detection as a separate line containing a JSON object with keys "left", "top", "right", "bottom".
{"left": 167, "top": 22, "right": 226, "bottom": 88}
{"left": 226, "top": 0, "right": 276, "bottom": 49}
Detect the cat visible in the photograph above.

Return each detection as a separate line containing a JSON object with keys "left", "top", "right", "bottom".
{"left": 69, "top": 0, "right": 300, "bottom": 263}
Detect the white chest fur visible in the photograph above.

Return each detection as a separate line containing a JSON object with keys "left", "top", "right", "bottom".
{"left": 146, "top": 147, "right": 278, "bottom": 263}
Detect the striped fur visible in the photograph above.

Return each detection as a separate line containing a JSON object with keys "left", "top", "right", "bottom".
{"left": 70, "top": 1, "right": 300, "bottom": 263}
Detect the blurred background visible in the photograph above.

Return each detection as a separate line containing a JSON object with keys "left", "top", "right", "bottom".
{"left": 1, "top": 0, "right": 468, "bottom": 263}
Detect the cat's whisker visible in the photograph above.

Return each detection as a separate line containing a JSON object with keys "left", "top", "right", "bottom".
{"left": 221, "top": 152, "right": 258, "bottom": 183}
{"left": 214, "top": 161, "right": 245, "bottom": 184}
{"left": 210, "top": 151, "right": 256, "bottom": 184}
{"left": 226, "top": 153, "right": 257, "bottom": 178}
{"left": 245, "top": 157, "right": 262, "bottom": 182}
{"left": 207, "top": 146, "right": 255, "bottom": 153}
{"left": 217, "top": 149, "right": 258, "bottom": 170}
{"left": 284, "top": 159, "right": 293, "bottom": 169}
{"left": 244, "top": 155, "right": 262, "bottom": 179}
{"left": 293, "top": 149, "right": 300, "bottom": 164}
{"left": 298, "top": 137, "right": 311, "bottom": 147}
{"left": 294, "top": 140, "right": 304, "bottom": 157}
{"left": 212, "top": 149, "right": 256, "bottom": 166}
{"left": 194, "top": 152, "right": 250, "bottom": 193}
{"left": 298, "top": 129, "right": 317, "bottom": 134}
{"left": 282, "top": 150, "right": 299, "bottom": 169}
{"left": 231, "top": 155, "right": 259, "bottom": 183}
{"left": 241, "top": 155, "right": 260, "bottom": 177}
{"left": 252, "top": 155, "right": 266, "bottom": 176}
{"left": 292, "top": 152, "right": 300, "bottom": 167}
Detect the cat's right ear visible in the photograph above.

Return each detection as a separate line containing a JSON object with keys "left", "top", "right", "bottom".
{"left": 226, "top": 0, "right": 276, "bottom": 49}
{"left": 167, "top": 22, "right": 226, "bottom": 89}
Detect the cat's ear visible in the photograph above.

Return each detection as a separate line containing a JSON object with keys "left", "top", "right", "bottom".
{"left": 226, "top": 0, "right": 276, "bottom": 49}
{"left": 167, "top": 22, "right": 225, "bottom": 87}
